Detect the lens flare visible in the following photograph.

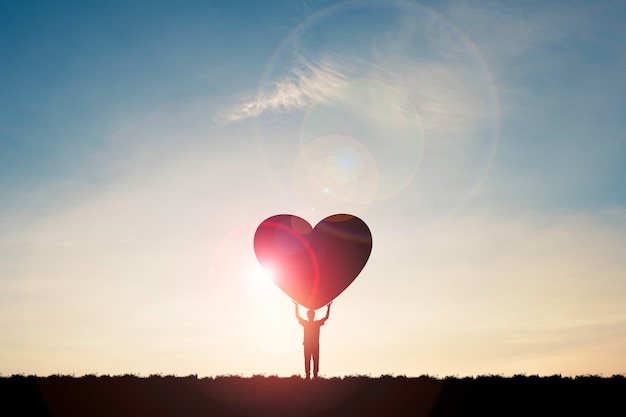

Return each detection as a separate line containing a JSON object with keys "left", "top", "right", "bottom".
{"left": 299, "top": 79, "right": 423, "bottom": 204}
{"left": 292, "top": 134, "right": 379, "bottom": 214}
{"left": 253, "top": 0, "right": 500, "bottom": 216}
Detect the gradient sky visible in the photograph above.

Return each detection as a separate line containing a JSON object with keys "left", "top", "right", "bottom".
{"left": 1, "top": 0, "right": 625, "bottom": 378}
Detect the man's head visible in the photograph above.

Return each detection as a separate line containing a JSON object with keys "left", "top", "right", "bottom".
{"left": 307, "top": 309, "right": 315, "bottom": 320}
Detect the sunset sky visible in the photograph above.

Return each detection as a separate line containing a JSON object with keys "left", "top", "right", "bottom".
{"left": 1, "top": 0, "right": 625, "bottom": 378}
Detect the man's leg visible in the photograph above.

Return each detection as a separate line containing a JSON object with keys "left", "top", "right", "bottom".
{"left": 312, "top": 344, "right": 320, "bottom": 378}
{"left": 304, "top": 347, "right": 311, "bottom": 379}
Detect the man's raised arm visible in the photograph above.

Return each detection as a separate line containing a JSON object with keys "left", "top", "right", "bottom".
{"left": 323, "top": 302, "right": 332, "bottom": 321}
{"left": 294, "top": 301, "right": 302, "bottom": 322}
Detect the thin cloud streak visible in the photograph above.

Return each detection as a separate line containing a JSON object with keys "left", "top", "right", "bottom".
{"left": 217, "top": 57, "right": 349, "bottom": 123}
{"left": 218, "top": 14, "right": 499, "bottom": 153}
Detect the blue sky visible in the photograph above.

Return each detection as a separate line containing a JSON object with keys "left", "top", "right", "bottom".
{"left": 1, "top": 0, "right": 625, "bottom": 377}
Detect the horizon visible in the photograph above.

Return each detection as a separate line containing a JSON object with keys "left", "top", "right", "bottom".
{"left": 5, "top": 372, "right": 625, "bottom": 379}
{"left": 1, "top": 0, "right": 625, "bottom": 378}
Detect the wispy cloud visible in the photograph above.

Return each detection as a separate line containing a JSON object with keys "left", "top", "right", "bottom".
{"left": 217, "top": 9, "right": 501, "bottom": 149}
{"left": 217, "top": 56, "right": 350, "bottom": 123}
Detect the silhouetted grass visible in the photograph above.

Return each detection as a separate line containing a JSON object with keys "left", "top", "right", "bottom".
{"left": 2, "top": 373, "right": 624, "bottom": 416}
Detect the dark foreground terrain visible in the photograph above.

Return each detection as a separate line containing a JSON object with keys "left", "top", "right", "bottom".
{"left": 2, "top": 374, "right": 624, "bottom": 417}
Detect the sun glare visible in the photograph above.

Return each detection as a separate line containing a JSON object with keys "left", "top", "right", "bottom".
{"left": 255, "top": 264, "right": 275, "bottom": 286}
{"left": 259, "top": 266, "right": 273, "bottom": 281}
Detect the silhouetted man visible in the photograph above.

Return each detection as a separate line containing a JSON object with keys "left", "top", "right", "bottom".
{"left": 295, "top": 301, "right": 331, "bottom": 379}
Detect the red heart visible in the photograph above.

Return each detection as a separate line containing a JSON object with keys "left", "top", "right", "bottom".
{"left": 254, "top": 214, "right": 372, "bottom": 309}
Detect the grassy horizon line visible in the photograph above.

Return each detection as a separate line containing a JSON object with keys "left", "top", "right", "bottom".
{"left": 3, "top": 373, "right": 624, "bottom": 379}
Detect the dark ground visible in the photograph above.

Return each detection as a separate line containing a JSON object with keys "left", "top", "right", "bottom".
{"left": 2, "top": 374, "right": 624, "bottom": 417}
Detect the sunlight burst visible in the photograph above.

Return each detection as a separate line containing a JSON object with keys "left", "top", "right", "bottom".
{"left": 255, "top": 264, "right": 276, "bottom": 287}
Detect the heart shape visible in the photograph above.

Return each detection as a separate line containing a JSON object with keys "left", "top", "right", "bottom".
{"left": 254, "top": 214, "right": 372, "bottom": 310}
